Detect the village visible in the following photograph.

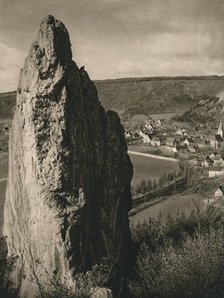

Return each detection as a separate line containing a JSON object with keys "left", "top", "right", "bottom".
{"left": 125, "top": 118, "right": 224, "bottom": 183}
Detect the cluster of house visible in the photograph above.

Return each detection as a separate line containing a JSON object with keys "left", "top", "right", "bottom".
{"left": 128, "top": 120, "right": 224, "bottom": 153}
{"left": 143, "top": 119, "right": 163, "bottom": 132}
{"left": 137, "top": 131, "right": 215, "bottom": 153}
{"left": 190, "top": 151, "right": 224, "bottom": 179}
{"left": 192, "top": 152, "right": 224, "bottom": 168}
{"left": 124, "top": 129, "right": 142, "bottom": 143}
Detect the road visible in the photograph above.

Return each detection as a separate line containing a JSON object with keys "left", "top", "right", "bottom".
{"left": 0, "top": 151, "right": 8, "bottom": 162}
{"left": 128, "top": 150, "right": 179, "bottom": 162}
{"left": 0, "top": 178, "right": 7, "bottom": 182}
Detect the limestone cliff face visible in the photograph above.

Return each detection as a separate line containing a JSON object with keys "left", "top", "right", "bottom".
{"left": 3, "top": 15, "right": 133, "bottom": 297}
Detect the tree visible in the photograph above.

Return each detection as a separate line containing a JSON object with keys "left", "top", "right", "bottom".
{"left": 179, "top": 160, "right": 186, "bottom": 175}
{"left": 168, "top": 172, "right": 174, "bottom": 182}
{"left": 146, "top": 179, "right": 152, "bottom": 192}
{"left": 162, "top": 172, "right": 168, "bottom": 185}
{"left": 140, "top": 180, "right": 147, "bottom": 194}
{"left": 135, "top": 183, "right": 141, "bottom": 194}
{"left": 158, "top": 177, "right": 164, "bottom": 188}
{"left": 152, "top": 179, "right": 158, "bottom": 190}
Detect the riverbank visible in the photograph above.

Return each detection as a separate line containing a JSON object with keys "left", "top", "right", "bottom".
{"left": 128, "top": 150, "right": 179, "bottom": 162}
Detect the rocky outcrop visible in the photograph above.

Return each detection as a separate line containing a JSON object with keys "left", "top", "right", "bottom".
{"left": 175, "top": 91, "right": 224, "bottom": 132}
{"left": 3, "top": 15, "right": 133, "bottom": 297}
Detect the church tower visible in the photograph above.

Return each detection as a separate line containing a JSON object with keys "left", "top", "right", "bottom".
{"left": 217, "top": 120, "right": 223, "bottom": 138}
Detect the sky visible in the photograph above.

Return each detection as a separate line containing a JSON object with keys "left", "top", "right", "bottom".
{"left": 0, "top": 0, "right": 224, "bottom": 91}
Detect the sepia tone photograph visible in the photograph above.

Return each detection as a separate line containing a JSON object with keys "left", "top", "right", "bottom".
{"left": 0, "top": 0, "right": 224, "bottom": 297}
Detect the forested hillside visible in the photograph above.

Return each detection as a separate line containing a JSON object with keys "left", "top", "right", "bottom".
{"left": 1, "top": 76, "right": 224, "bottom": 119}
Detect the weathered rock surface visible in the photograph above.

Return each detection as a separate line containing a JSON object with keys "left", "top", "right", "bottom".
{"left": 90, "top": 287, "right": 113, "bottom": 298}
{"left": 3, "top": 15, "right": 133, "bottom": 297}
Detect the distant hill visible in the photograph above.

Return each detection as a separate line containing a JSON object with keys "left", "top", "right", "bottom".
{"left": 96, "top": 76, "right": 224, "bottom": 118}
{"left": 1, "top": 76, "right": 224, "bottom": 120}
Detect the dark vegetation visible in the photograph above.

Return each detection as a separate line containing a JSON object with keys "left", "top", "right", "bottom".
{"left": 129, "top": 206, "right": 224, "bottom": 298}
{"left": 46, "top": 258, "right": 112, "bottom": 298}
{"left": 132, "top": 171, "right": 182, "bottom": 196}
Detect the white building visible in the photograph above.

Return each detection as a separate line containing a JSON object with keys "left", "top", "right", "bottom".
{"left": 217, "top": 121, "right": 223, "bottom": 138}
{"left": 214, "top": 187, "right": 224, "bottom": 198}
{"left": 139, "top": 130, "right": 151, "bottom": 144}
{"left": 209, "top": 170, "right": 224, "bottom": 178}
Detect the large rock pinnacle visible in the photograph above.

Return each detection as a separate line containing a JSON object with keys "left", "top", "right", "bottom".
{"left": 3, "top": 15, "right": 133, "bottom": 297}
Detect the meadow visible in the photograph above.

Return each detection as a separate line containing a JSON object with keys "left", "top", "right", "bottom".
{"left": 130, "top": 193, "right": 205, "bottom": 225}
{"left": 129, "top": 152, "right": 179, "bottom": 187}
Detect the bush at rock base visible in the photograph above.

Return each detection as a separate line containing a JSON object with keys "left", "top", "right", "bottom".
{"left": 129, "top": 206, "right": 224, "bottom": 298}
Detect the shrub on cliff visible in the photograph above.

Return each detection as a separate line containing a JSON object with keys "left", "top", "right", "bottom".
{"left": 46, "top": 258, "right": 112, "bottom": 298}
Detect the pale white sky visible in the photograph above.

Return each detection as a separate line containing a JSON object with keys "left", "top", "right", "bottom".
{"left": 0, "top": 0, "right": 224, "bottom": 91}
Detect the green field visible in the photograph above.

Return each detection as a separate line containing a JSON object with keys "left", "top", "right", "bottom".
{"left": 130, "top": 193, "right": 205, "bottom": 225}
{"left": 129, "top": 152, "right": 179, "bottom": 187}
